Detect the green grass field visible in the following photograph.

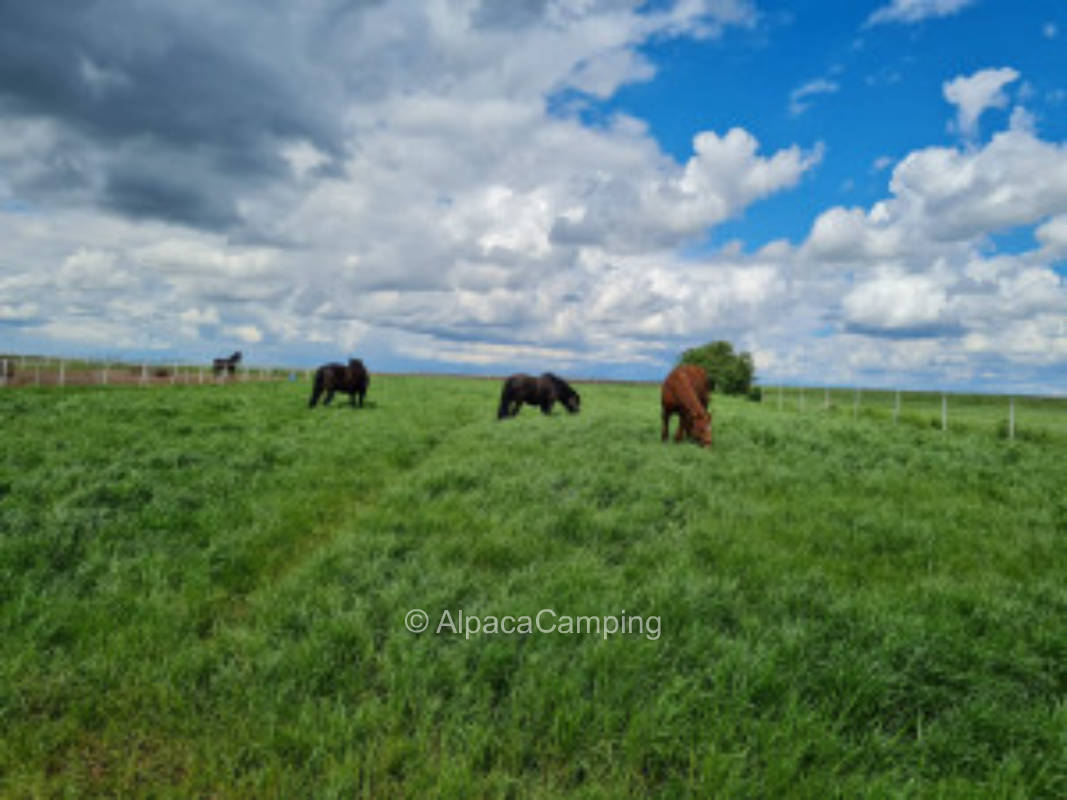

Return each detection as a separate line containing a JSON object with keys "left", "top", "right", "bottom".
{"left": 2, "top": 377, "right": 1067, "bottom": 798}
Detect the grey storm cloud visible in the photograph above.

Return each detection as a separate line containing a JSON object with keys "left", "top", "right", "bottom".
{"left": 0, "top": 0, "right": 358, "bottom": 228}
{"left": 471, "top": 0, "right": 550, "bottom": 30}
{"left": 102, "top": 166, "right": 241, "bottom": 231}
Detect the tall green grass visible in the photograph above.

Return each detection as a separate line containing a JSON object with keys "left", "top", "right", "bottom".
{"left": 2, "top": 378, "right": 1066, "bottom": 797}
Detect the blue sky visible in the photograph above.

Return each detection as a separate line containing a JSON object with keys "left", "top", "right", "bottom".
{"left": 1, "top": 0, "right": 1066, "bottom": 393}
{"left": 611, "top": 0, "right": 1067, "bottom": 246}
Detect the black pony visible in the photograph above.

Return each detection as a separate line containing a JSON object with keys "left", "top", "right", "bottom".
{"left": 309, "top": 358, "right": 369, "bottom": 408}
{"left": 497, "top": 372, "right": 581, "bottom": 419}
{"left": 212, "top": 351, "right": 242, "bottom": 376}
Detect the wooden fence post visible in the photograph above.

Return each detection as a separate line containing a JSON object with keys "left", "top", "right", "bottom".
{"left": 58, "top": 360, "right": 65, "bottom": 387}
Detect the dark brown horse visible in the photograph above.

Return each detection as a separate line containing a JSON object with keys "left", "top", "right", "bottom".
{"left": 497, "top": 372, "right": 580, "bottom": 419}
{"left": 212, "top": 351, "right": 242, "bottom": 376}
{"left": 309, "top": 358, "right": 369, "bottom": 408}
{"left": 661, "top": 364, "right": 712, "bottom": 447}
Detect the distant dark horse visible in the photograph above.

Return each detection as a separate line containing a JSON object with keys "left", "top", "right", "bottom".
{"left": 497, "top": 372, "right": 580, "bottom": 419}
{"left": 212, "top": 351, "right": 242, "bottom": 377}
{"left": 309, "top": 358, "right": 369, "bottom": 408}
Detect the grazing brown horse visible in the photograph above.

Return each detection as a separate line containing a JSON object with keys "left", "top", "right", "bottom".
{"left": 309, "top": 358, "right": 369, "bottom": 408}
{"left": 661, "top": 364, "right": 712, "bottom": 448}
{"left": 497, "top": 372, "right": 580, "bottom": 419}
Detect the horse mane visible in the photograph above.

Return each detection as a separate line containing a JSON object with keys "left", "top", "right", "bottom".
{"left": 541, "top": 372, "right": 575, "bottom": 399}
{"left": 676, "top": 372, "right": 709, "bottom": 425}
{"left": 679, "top": 379, "right": 705, "bottom": 418}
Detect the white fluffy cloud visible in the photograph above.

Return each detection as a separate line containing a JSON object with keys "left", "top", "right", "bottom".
{"left": 943, "top": 67, "right": 1020, "bottom": 138}
{"left": 788, "top": 78, "right": 839, "bottom": 116}
{"left": 804, "top": 103, "right": 1067, "bottom": 264}
{"left": 4, "top": 0, "right": 809, "bottom": 370}
{"left": 2, "top": 2, "right": 1066, "bottom": 392}
{"left": 792, "top": 77, "right": 1067, "bottom": 379}
{"left": 842, "top": 270, "right": 952, "bottom": 333}
{"left": 224, "top": 325, "right": 264, "bottom": 345}
{"left": 866, "top": 0, "right": 976, "bottom": 26}
{"left": 890, "top": 116, "right": 1067, "bottom": 241}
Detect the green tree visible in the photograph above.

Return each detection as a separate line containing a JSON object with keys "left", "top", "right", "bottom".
{"left": 678, "top": 341, "right": 755, "bottom": 395}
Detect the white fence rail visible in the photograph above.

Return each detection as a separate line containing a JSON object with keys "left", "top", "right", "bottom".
{"left": 761, "top": 385, "right": 1066, "bottom": 443}
{"left": 0, "top": 356, "right": 295, "bottom": 389}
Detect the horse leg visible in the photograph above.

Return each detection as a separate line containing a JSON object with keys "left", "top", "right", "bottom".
{"left": 675, "top": 411, "right": 687, "bottom": 442}
{"left": 497, "top": 387, "right": 512, "bottom": 419}
{"left": 324, "top": 389, "right": 335, "bottom": 406}
{"left": 661, "top": 408, "right": 670, "bottom": 441}
{"left": 358, "top": 390, "right": 365, "bottom": 408}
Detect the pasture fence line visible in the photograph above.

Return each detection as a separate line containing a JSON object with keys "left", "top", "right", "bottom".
{"left": 0, "top": 354, "right": 299, "bottom": 391}
{"left": 759, "top": 385, "right": 1064, "bottom": 443}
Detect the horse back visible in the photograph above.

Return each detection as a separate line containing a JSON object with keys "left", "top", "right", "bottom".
{"left": 504, "top": 373, "right": 536, "bottom": 394}
{"left": 677, "top": 364, "right": 709, "bottom": 408}
{"left": 662, "top": 365, "right": 709, "bottom": 418}
{"left": 316, "top": 362, "right": 345, "bottom": 387}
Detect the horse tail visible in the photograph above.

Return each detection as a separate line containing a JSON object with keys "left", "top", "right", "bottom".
{"left": 308, "top": 367, "right": 324, "bottom": 408}
{"left": 497, "top": 380, "right": 513, "bottom": 419}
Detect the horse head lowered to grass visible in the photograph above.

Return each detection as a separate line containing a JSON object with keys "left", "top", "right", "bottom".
{"left": 661, "top": 364, "right": 712, "bottom": 448}
{"left": 497, "top": 372, "right": 581, "bottom": 419}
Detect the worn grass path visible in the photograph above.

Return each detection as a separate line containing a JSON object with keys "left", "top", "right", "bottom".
{"left": 2, "top": 377, "right": 1066, "bottom": 797}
